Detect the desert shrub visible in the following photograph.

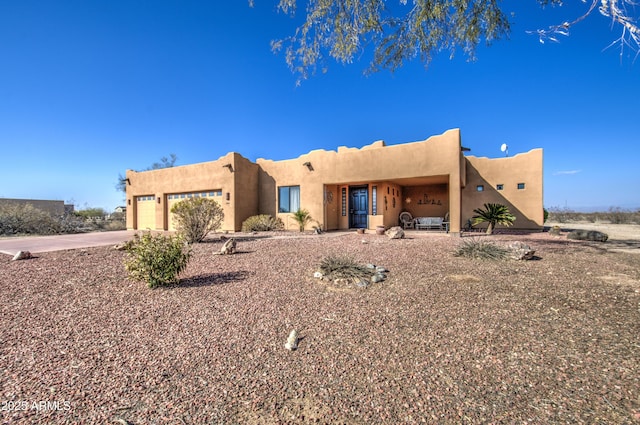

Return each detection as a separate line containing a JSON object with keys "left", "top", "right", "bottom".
{"left": 103, "top": 220, "right": 127, "bottom": 231}
{"left": 124, "top": 232, "right": 191, "bottom": 288}
{"left": 318, "top": 255, "right": 372, "bottom": 280}
{"left": 604, "top": 207, "right": 629, "bottom": 224}
{"left": 171, "top": 197, "right": 224, "bottom": 243}
{"left": 547, "top": 207, "right": 576, "bottom": 223}
{"left": 543, "top": 208, "right": 549, "bottom": 223}
{"left": 0, "top": 203, "right": 60, "bottom": 235}
{"left": 292, "top": 208, "right": 313, "bottom": 232}
{"left": 57, "top": 213, "right": 90, "bottom": 233}
{"left": 241, "top": 214, "right": 284, "bottom": 232}
{"left": 454, "top": 238, "right": 508, "bottom": 260}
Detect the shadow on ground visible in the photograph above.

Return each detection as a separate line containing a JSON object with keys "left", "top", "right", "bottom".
{"left": 173, "top": 270, "right": 253, "bottom": 288}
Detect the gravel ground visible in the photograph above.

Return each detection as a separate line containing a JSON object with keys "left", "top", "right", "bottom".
{"left": 1, "top": 230, "right": 639, "bottom": 424}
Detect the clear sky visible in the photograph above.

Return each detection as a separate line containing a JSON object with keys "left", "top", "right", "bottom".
{"left": 1, "top": 1, "right": 638, "bottom": 212}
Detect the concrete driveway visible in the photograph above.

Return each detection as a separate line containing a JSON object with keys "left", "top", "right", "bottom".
{"left": 0, "top": 230, "right": 136, "bottom": 256}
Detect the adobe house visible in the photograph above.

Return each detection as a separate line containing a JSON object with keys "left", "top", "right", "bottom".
{"left": 125, "top": 129, "right": 543, "bottom": 234}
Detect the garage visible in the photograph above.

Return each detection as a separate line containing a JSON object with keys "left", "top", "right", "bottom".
{"left": 136, "top": 195, "right": 156, "bottom": 230}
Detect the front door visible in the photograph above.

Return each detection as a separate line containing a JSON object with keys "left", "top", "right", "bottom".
{"left": 349, "top": 186, "right": 368, "bottom": 228}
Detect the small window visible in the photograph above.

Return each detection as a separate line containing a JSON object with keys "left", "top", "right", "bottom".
{"left": 476, "top": 185, "right": 484, "bottom": 192}
{"left": 341, "top": 188, "right": 347, "bottom": 216}
{"left": 372, "top": 186, "right": 377, "bottom": 216}
{"left": 496, "top": 184, "right": 504, "bottom": 191}
{"left": 278, "top": 185, "right": 300, "bottom": 213}
{"left": 517, "top": 183, "right": 526, "bottom": 190}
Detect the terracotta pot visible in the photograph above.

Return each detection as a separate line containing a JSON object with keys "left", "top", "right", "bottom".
{"left": 376, "top": 226, "right": 386, "bottom": 235}
{"left": 356, "top": 228, "right": 365, "bottom": 234}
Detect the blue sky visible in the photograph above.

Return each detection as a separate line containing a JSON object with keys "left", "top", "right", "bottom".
{"left": 1, "top": 1, "right": 638, "bottom": 212}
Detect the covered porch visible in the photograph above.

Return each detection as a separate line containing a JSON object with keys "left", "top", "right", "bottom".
{"left": 322, "top": 174, "right": 456, "bottom": 232}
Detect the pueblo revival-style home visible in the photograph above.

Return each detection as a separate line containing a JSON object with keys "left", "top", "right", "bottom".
{"left": 125, "top": 129, "right": 543, "bottom": 235}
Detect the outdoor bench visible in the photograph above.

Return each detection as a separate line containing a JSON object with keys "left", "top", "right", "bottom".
{"left": 414, "top": 217, "right": 444, "bottom": 230}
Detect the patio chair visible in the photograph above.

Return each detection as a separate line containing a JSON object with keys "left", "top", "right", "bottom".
{"left": 399, "top": 211, "right": 414, "bottom": 229}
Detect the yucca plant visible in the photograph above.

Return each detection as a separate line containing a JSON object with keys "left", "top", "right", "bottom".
{"left": 454, "top": 238, "right": 508, "bottom": 260}
{"left": 292, "top": 208, "right": 312, "bottom": 232}
{"left": 472, "top": 203, "right": 516, "bottom": 235}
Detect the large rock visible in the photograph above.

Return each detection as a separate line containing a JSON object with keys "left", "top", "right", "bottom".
{"left": 567, "top": 229, "right": 608, "bottom": 242}
{"left": 220, "top": 237, "right": 237, "bottom": 254}
{"left": 507, "top": 241, "right": 536, "bottom": 260}
{"left": 12, "top": 251, "right": 32, "bottom": 261}
{"left": 385, "top": 226, "right": 405, "bottom": 239}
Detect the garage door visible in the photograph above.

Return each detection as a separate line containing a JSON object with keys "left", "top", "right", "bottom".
{"left": 167, "top": 190, "right": 223, "bottom": 231}
{"left": 136, "top": 196, "right": 156, "bottom": 230}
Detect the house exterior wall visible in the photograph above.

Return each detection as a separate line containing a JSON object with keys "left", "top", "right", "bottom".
{"left": 256, "top": 128, "right": 464, "bottom": 232}
{"left": 125, "top": 152, "right": 255, "bottom": 231}
{"left": 462, "top": 149, "right": 544, "bottom": 230}
{"left": 125, "top": 129, "right": 543, "bottom": 234}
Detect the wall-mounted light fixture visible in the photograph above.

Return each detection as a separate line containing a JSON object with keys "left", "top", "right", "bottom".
{"left": 226, "top": 192, "right": 230, "bottom": 201}
{"left": 302, "top": 161, "right": 314, "bottom": 171}
{"left": 223, "top": 163, "right": 234, "bottom": 172}
{"left": 127, "top": 199, "right": 131, "bottom": 206}
{"left": 157, "top": 196, "right": 161, "bottom": 203}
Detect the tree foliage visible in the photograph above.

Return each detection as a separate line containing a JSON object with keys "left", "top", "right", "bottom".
{"left": 116, "top": 154, "right": 178, "bottom": 193}
{"left": 259, "top": 0, "right": 639, "bottom": 82}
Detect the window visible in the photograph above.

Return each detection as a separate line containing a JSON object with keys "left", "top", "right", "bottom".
{"left": 496, "top": 184, "right": 504, "bottom": 191}
{"left": 372, "top": 186, "right": 377, "bottom": 215}
{"left": 476, "top": 185, "right": 484, "bottom": 192}
{"left": 341, "top": 188, "right": 347, "bottom": 216}
{"left": 517, "top": 183, "right": 526, "bottom": 190}
{"left": 278, "top": 186, "right": 300, "bottom": 213}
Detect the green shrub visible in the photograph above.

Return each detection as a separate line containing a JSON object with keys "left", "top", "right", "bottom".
{"left": 292, "top": 208, "right": 312, "bottom": 232}
{"left": 472, "top": 203, "right": 515, "bottom": 235}
{"left": 318, "top": 255, "right": 372, "bottom": 280}
{"left": 454, "top": 238, "right": 508, "bottom": 260}
{"left": 124, "top": 232, "right": 191, "bottom": 288}
{"left": 241, "top": 214, "right": 284, "bottom": 232}
{"left": 171, "top": 197, "right": 224, "bottom": 243}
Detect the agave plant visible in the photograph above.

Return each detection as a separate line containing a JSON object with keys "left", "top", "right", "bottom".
{"left": 472, "top": 203, "right": 516, "bottom": 235}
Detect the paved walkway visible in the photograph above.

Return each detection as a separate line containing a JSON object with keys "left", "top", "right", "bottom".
{"left": 0, "top": 230, "right": 135, "bottom": 256}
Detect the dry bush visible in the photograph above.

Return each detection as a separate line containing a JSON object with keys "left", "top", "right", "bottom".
{"left": 0, "top": 203, "right": 60, "bottom": 235}
{"left": 241, "top": 214, "right": 284, "bottom": 232}
{"left": 318, "top": 255, "right": 372, "bottom": 280}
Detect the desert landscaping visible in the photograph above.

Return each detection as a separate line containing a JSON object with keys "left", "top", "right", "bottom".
{"left": 1, "top": 223, "right": 639, "bottom": 424}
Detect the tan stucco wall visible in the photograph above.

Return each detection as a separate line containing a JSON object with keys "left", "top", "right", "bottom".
{"left": 462, "top": 149, "right": 544, "bottom": 230}
{"left": 257, "top": 129, "right": 464, "bottom": 231}
{"left": 126, "top": 152, "right": 257, "bottom": 232}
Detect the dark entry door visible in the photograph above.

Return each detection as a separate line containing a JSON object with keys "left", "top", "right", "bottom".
{"left": 349, "top": 186, "right": 368, "bottom": 228}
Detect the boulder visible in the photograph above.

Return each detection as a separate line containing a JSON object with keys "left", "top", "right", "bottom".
{"left": 507, "top": 241, "right": 536, "bottom": 260}
{"left": 385, "top": 226, "right": 405, "bottom": 239}
{"left": 567, "top": 229, "right": 608, "bottom": 242}
{"left": 548, "top": 225, "right": 562, "bottom": 236}
{"left": 12, "top": 251, "right": 32, "bottom": 261}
